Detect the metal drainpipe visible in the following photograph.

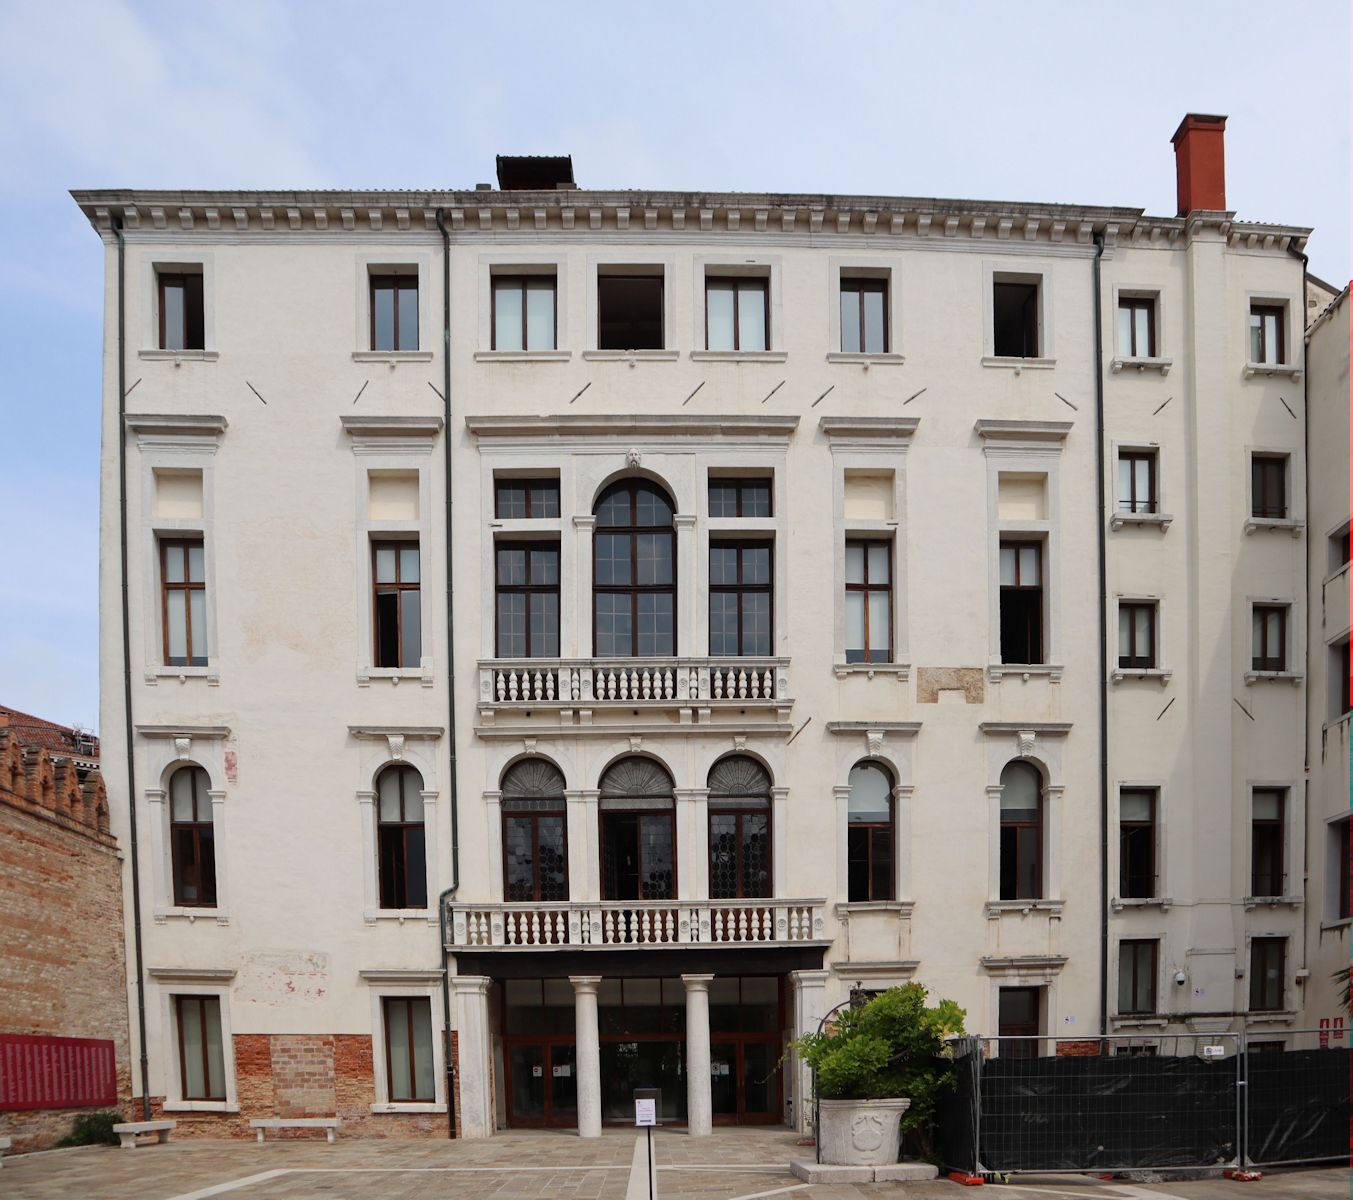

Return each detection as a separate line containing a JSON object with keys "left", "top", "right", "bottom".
{"left": 113, "top": 216, "right": 152, "bottom": 1119}
{"left": 434, "top": 205, "right": 460, "bottom": 1137}
{"left": 1092, "top": 231, "right": 1110, "bottom": 1039}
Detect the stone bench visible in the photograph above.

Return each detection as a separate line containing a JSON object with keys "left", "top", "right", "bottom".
{"left": 249, "top": 1118, "right": 340, "bottom": 1143}
{"left": 112, "top": 1120, "right": 176, "bottom": 1150}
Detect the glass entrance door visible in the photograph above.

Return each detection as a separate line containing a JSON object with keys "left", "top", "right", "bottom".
{"left": 507, "top": 1042, "right": 577, "bottom": 1127}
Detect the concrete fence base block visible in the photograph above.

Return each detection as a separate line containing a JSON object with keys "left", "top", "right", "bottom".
{"left": 790, "top": 1160, "right": 940, "bottom": 1184}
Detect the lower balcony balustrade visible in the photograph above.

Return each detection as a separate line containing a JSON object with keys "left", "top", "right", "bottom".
{"left": 444, "top": 898, "right": 827, "bottom": 951}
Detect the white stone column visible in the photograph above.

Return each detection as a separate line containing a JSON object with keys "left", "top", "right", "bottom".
{"left": 145, "top": 788, "right": 169, "bottom": 914}
{"left": 571, "top": 975, "right": 602, "bottom": 1138}
{"left": 790, "top": 969, "right": 829, "bottom": 1134}
{"left": 833, "top": 784, "right": 852, "bottom": 904}
{"left": 356, "top": 789, "right": 379, "bottom": 922}
{"left": 451, "top": 975, "right": 493, "bottom": 1138}
{"left": 682, "top": 973, "right": 714, "bottom": 1136}
{"left": 420, "top": 789, "right": 439, "bottom": 912}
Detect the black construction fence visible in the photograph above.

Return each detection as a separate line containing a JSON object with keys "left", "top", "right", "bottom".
{"left": 935, "top": 1030, "right": 1350, "bottom": 1177}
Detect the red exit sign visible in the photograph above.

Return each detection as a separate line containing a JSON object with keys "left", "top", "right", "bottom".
{"left": 0, "top": 1034, "right": 117, "bottom": 1111}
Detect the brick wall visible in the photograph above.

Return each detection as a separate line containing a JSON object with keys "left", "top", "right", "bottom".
{"left": 1054, "top": 1039, "right": 1103, "bottom": 1056}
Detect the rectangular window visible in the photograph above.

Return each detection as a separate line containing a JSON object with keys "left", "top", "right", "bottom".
{"left": 706, "top": 277, "right": 768, "bottom": 351}
{"left": 597, "top": 274, "right": 664, "bottom": 350}
{"left": 709, "top": 541, "right": 772, "bottom": 657}
{"left": 495, "top": 478, "right": 560, "bottom": 520}
{"left": 1339, "top": 641, "right": 1352, "bottom": 716}
{"left": 708, "top": 477, "right": 771, "bottom": 518}
{"left": 1251, "top": 455, "right": 1288, "bottom": 519}
{"left": 993, "top": 280, "right": 1039, "bottom": 357}
{"left": 1117, "top": 296, "right": 1157, "bottom": 358}
{"left": 998, "top": 986, "right": 1040, "bottom": 1057}
{"left": 1118, "top": 940, "right": 1158, "bottom": 1015}
{"left": 1249, "top": 938, "right": 1285, "bottom": 1011}
{"left": 1251, "top": 788, "right": 1285, "bottom": 897}
{"left": 373, "top": 540, "right": 421, "bottom": 668}
{"left": 844, "top": 540, "right": 892, "bottom": 664}
{"left": 1118, "top": 601, "right": 1157, "bottom": 669}
{"left": 999, "top": 541, "right": 1043, "bottom": 664}
{"left": 371, "top": 274, "right": 418, "bottom": 351}
{"left": 1119, "top": 788, "right": 1157, "bottom": 899}
{"left": 161, "top": 538, "right": 208, "bottom": 667}
{"left": 495, "top": 542, "right": 560, "bottom": 658}
{"left": 175, "top": 995, "right": 226, "bottom": 1101}
{"left": 1117, "top": 450, "right": 1158, "bottom": 514}
{"left": 1330, "top": 527, "right": 1351, "bottom": 572}
{"left": 1337, "top": 819, "right": 1351, "bottom": 921}
{"left": 1251, "top": 605, "right": 1288, "bottom": 672}
{"left": 158, "top": 272, "right": 204, "bottom": 351}
{"left": 840, "top": 277, "right": 888, "bottom": 353}
{"left": 492, "top": 276, "right": 557, "bottom": 351}
{"left": 382, "top": 997, "right": 435, "bottom": 1103}
{"left": 1250, "top": 304, "right": 1285, "bottom": 364}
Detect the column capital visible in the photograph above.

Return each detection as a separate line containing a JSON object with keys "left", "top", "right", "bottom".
{"left": 572, "top": 515, "right": 596, "bottom": 530}
{"left": 569, "top": 975, "right": 602, "bottom": 993}
{"left": 681, "top": 973, "right": 715, "bottom": 990}
{"left": 450, "top": 975, "right": 491, "bottom": 996}
{"left": 789, "top": 969, "right": 830, "bottom": 987}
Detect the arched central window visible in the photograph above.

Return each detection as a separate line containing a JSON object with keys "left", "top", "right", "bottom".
{"left": 377, "top": 765, "right": 426, "bottom": 909}
{"left": 708, "top": 756, "right": 771, "bottom": 899}
{"left": 599, "top": 757, "right": 675, "bottom": 900}
{"left": 170, "top": 765, "right": 216, "bottom": 907}
{"left": 501, "top": 759, "right": 568, "bottom": 902}
{"left": 999, "top": 761, "right": 1043, "bottom": 900}
{"left": 847, "top": 762, "right": 894, "bottom": 902}
{"left": 593, "top": 480, "right": 676, "bottom": 657}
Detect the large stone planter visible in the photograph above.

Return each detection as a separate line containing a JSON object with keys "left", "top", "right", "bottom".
{"left": 817, "top": 1096, "right": 911, "bottom": 1166}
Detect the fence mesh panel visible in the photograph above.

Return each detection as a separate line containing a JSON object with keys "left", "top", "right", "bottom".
{"left": 1245, "top": 1030, "right": 1351, "bottom": 1167}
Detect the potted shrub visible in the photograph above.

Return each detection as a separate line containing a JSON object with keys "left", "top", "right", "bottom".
{"left": 791, "top": 983, "right": 964, "bottom": 1167}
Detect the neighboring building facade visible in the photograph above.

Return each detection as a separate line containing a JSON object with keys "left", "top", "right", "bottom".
{"left": 0, "top": 708, "right": 127, "bottom": 1151}
{"left": 75, "top": 113, "right": 1337, "bottom": 1140}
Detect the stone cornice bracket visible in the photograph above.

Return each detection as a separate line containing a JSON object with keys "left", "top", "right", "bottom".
{"left": 386, "top": 734, "right": 405, "bottom": 762}
{"left": 974, "top": 419, "right": 1073, "bottom": 447}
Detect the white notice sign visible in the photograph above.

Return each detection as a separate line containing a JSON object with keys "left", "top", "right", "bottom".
{"left": 634, "top": 1098, "right": 656, "bottom": 1127}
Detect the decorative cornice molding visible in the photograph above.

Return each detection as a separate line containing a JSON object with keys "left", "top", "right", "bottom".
{"left": 147, "top": 966, "right": 237, "bottom": 982}
{"left": 135, "top": 724, "right": 231, "bottom": 739}
{"left": 348, "top": 725, "right": 444, "bottom": 740}
{"left": 358, "top": 968, "right": 445, "bottom": 986}
{"left": 125, "top": 413, "right": 227, "bottom": 436}
{"left": 340, "top": 415, "right": 444, "bottom": 437}
{"left": 819, "top": 416, "right": 920, "bottom": 439}
{"left": 825, "top": 721, "right": 921, "bottom": 737}
{"left": 465, "top": 414, "right": 800, "bottom": 440}
{"left": 978, "top": 722, "right": 1072, "bottom": 737}
{"left": 974, "top": 419, "right": 1073, "bottom": 443}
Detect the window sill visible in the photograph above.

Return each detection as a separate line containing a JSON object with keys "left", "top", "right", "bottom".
{"left": 984, "top": 899, "right": 1065, "bottom": 917}
{"left": 987, "top": 663, "right": 1064, "bottom": 683}
{"left": 689, "top": 350, "right": 787, "bottom": 363}
{"left": 1110, "top": 1015, "right": 1169, "bottom": 1028}
{"left": 1110, "top": 356, "right": 1172, "bottom": 376}
{"left": 163, "top": 1101, "right": 240, "bottom": 1113}
{"left": 1245, "top": 1009, "right": 1298, "bottom": 1024}
{"left": 145, "top": 666, "right": 220, "bottom": 687}
{"left": 1322, "top": 711, "right": 1352, "bottom": 734}
{"left": 1111, "top": 896, "right": 1174, "bottom": 912}
{"left": 153, "top": 907, "right": 229, "bottom": 925}
{"left": 363, "top": 909, "right": 438, "bottom": 926}
{"left": 1320, "top": 917, "right": 1352, "bottom": 932}
{"left": 1241, "top": 895, "right": 1303, "bottom": 910}
{"left": 138, "top": 349, "right": 219, "bottom": 363}
{"left": 835, "top": 901, "right": 915, "bottom": 917}
{"left": 980, "top": 355, "right": 1056, "bottom": 371}
{"left": 1244, "top": 362, "right": 1302, "bottom": 381}
{"left": 351, "top": 350, "right": 435, "bottom": 364}
{"left": 1244, "top": 518, "right": 1303, "bottom": 537}
{"left": 1111, "top": 668, "right": 1172, "bottom": 685}
{"left": 833, "top": 661, "right": 910, "bottom": 680}
{"left": 1244, "top": 671, "right": 1302, "bottom": 686}
{"left": 1110, "top": 512, "right": 1173, "bottom": 531}
{"left": 581, "top": 349, "right": 679, "bottom": 362}
{"left": 357, "top": 662, "right": 434, "bottom": 688}
{"left": 473, "top": 350, "right": 571, "bottom": 363}
{"left": 370, "top": 1102, "right": 446, "bottom": 1114}
{"left": 825, "top": 352, "right": 905, "bottom": 366}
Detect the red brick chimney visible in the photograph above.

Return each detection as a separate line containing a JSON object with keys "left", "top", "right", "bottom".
{"left": 1171, "top": 113, "right": 1227, "bottom": 215}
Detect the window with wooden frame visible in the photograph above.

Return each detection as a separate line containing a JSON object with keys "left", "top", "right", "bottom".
{"left": 501, "top": 759, "right": 568, "bottom": 902}
{"left": 1248, "top": 937, "right": 1285, "bottom": 1011}
{"left": 844, "top": 540, "right": 892, "bottom": 664}
{"left": 998, "top": 986, "right": 1040, "bottom": 1057}
{"left": 373, "top": 540, "right": 421, "bottom": 668}
{"left": 1118, "top": 601, "right": 1157, "bottom": 669}
{"left": 495, "top": 478, "right": 560, "bottom": 519}
{"left": 708, "top": 756, "right": 772, "bottom": 900}
{"left": 709, "top": 541, "right": 772, "bottom": 657}
{"left": 708, "top": 477, "right": 771, "bottom": 518}
{"left": 169, "top": 765, "right": 216, "bottom": 907}
{"left": 597, "top": 274, "right": 664, "bottom": 350}
{"left": 492, "top": 275, "right": 557, "bottom": 351}
{"left": 1117, "top": 296, "right": 1157, "bottom": 358}
{"left": 382, "top": 996, "right": 435, "bottom": 1103}
{"left": 599, "top": 758, "right": 675, "bottom": 901}
{"left": 175, "top": 994, "right": 226, "bottom": 1101}
{"left": 496, "top": 542, "right": 560, "bottom": 658}
{"left": 846, "top": 761, "right": 894, "bottom": 902}
{"left": 999, "top": 760, "right": 1043, "bottom": 900}
{"left": 158, "top": 271, "right": 204, "bottom": 351}
{"left": 1250, "top": 788, "right": 1285, "bottom": 898}
{"left": 1118, "top": 940, "right": 1158, "bottom": 1015}
{"left": 1251, "top": 605, "right": 1288, "bottom": 672}
{"left": 999, "top": 541, "right": 1043, "bottom": 665}
{"left": 370, "top": 273, "right": 418, "bottom": 351}
{"left": 840, "top": 277, "right": 888, "bottom": 354}
{"left": 1331, "top": 526, "right": 1351, "bottom": 571}
{"left": 593, "top": 480, "right": 676, "bottom": 657}
{"left": 1251, "top": 454, "right": 1288, "bottom": 520}
{"left": 376, "top": 765, "right": 426, "bottom": 909}
{"left": 1337, "top": 818, "right": 1351, "bottom": 921}
{"left": 1119, "top": 788, "right": 1157, "bottom": 899}
{"left": 1249, "top": 304, "right": 1285, "bottom": 364}
{"left": 706, "top": 277, "right": 768, "bottom": 352}
{"left": 160, "top": 538, "right": 207, "bottom": 666}
{"left": 1117, "top": 449, "right": 1158, "bottom": 514}
{"left": 993, "top": 280, "right": 1039, "bottom": 357}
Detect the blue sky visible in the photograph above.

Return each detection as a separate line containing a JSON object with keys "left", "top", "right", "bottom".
{"left": 1, "top": 0, "right": 1348, "bottom": 733}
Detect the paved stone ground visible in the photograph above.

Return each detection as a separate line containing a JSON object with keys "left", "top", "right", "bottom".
{"left": 0, "top": 1128, "right": 1346, "bottom": 1200}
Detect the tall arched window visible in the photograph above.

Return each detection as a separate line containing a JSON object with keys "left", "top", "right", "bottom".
{"left": 377, "top": 764, "right": 426, "bottom": 909}
{"left": 708, "top": 756, "right": 771, "bottom": 899}
{"left": 847, "top": 762, "right": 894, "bottom": 902}
{"left": 999, "top": 761, "right": 1043, "bottom": 900}
{"left": 501, "top": 759, "right": 568, "bottom": 902}
{"left": 599, "top": 757, "right": 675, "bottom": 900}
{"left": 593, "top": 479, "right": 676, "bottom": 657}
{"left": 170, "top": 765, "right": 216, "bottom": 906}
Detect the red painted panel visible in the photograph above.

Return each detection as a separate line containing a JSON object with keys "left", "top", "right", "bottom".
{"left": 0, "top": 1034, "right": 117, "bottom": 1110}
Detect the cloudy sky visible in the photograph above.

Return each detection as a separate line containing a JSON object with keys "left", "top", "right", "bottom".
{"left": 0, "top": 0, "right": 1348, "bottom": 732}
